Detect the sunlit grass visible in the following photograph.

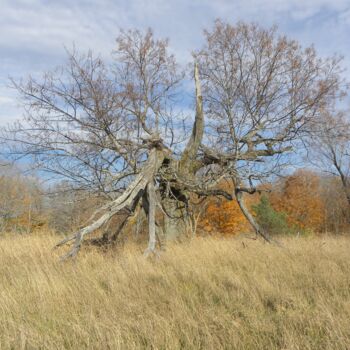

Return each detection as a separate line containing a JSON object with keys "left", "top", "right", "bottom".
{"left": 0, "top": 233, "right": 349, "bottom": 349}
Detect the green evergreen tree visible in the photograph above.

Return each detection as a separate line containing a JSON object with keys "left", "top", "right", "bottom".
{"left": 252, "top": 195, "right": 291, "bottom": 235}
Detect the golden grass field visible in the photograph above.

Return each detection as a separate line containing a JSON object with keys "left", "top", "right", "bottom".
{"left": 0, "top": 233, "right": 350, "bottom": 349}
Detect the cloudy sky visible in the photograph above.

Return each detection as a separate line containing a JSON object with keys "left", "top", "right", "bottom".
{"left": 1, "top": 0, "right": 350, "bottom": 125}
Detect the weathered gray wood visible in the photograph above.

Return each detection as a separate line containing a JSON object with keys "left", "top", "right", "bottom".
{"left": 144, "top": 181, "right": 157, "bottom": 256}
{"left": 56, "top": 147, "right": 165, "bottom": 258}
{"left": 179, "top": 62, "right": 204, "bottom": 175}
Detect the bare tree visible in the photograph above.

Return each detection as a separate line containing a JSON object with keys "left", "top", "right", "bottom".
{"left": 1, "top": 22, "right": 343, "bottom": 257}
{"left": 0, "top": 163, "right": 42, "bottom": 232}
{"left": 194, "top": 21, "right": 343, "bottom": 239}
{"left": 307, "top": 111, "right": 350, "bottom": 207}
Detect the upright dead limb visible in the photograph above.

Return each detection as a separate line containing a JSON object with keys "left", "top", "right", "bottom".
{"left": 158, "top": 61, "right": 204, "bottom": 240}
{"left": 179, "top": 62, "right": 204, "bottom": 174}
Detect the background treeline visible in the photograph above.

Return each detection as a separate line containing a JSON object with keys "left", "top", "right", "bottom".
{"left": 1, "top": 165, "right": 348, "bottom": 236}
{"left": 200, "top": 169, "right": 350, "bottom": 236}
{"left": 0, "top": 165, "right": 101, "bottom": 234}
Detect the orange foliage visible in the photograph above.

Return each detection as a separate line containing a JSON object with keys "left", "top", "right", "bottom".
{"left": 199, "top": 170, "right": 327, "bottom": 236}
{"left": 200, "top": 198, "right": 250, "bottom": 235}
{"left": 270, "top": 170, "right": 325, "bottom": 232}
{"left": 198, "top": 182, "right": 251, "bottom": 235}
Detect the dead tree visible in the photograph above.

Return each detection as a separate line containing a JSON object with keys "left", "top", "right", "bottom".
{"left": 1, "top": 22, "right": 343, "bottom": 257}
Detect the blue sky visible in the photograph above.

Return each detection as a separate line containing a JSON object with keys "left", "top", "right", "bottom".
{"left": 1, "top": 0, "right": 350, "bottom": 126}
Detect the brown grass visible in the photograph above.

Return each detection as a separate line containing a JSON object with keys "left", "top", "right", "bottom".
{"left": 0, "top": 233, "right": 350, "bottom": 349}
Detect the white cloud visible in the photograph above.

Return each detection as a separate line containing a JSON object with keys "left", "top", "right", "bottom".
{"left": 1, "top": 0, "right": 349, "bottom": 60}
{"left": 0, "top": 0, "right": 349, "bottom": 125}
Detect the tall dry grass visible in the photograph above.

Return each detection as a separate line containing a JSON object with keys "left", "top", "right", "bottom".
{"left": 0, "top": 233, "right": 350, "bottom": 349}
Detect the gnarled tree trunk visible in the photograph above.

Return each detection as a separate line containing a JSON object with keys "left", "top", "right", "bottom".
{"left": 162, "top": 197, "right": 189, "bottom": 240}
{"left": 161, "top": 62, "right": 204, "bottom": 240}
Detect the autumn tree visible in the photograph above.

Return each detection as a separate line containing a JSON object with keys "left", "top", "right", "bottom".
{"left": 1, "top": 21, "right": 343, "bottom": 257}
{"left": 271, "top": 170, "right": 325, "bottom": 232}
{"left": 199, "top": 181, "right": 250, "bottom": 235}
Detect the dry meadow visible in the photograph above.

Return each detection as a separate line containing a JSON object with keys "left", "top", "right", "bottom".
{"left": 0, "top": 233, "right": 350, "bottom": 349}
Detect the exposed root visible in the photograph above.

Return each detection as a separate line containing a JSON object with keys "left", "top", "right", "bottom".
{"left": 143, "top": 247, "right": 161, "bottom": 259}
{"left": 54, "top": 147, "right": 165, "bottom": 259}
{"left": 59, "top": 232, "right": 83, "bottom": 261}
